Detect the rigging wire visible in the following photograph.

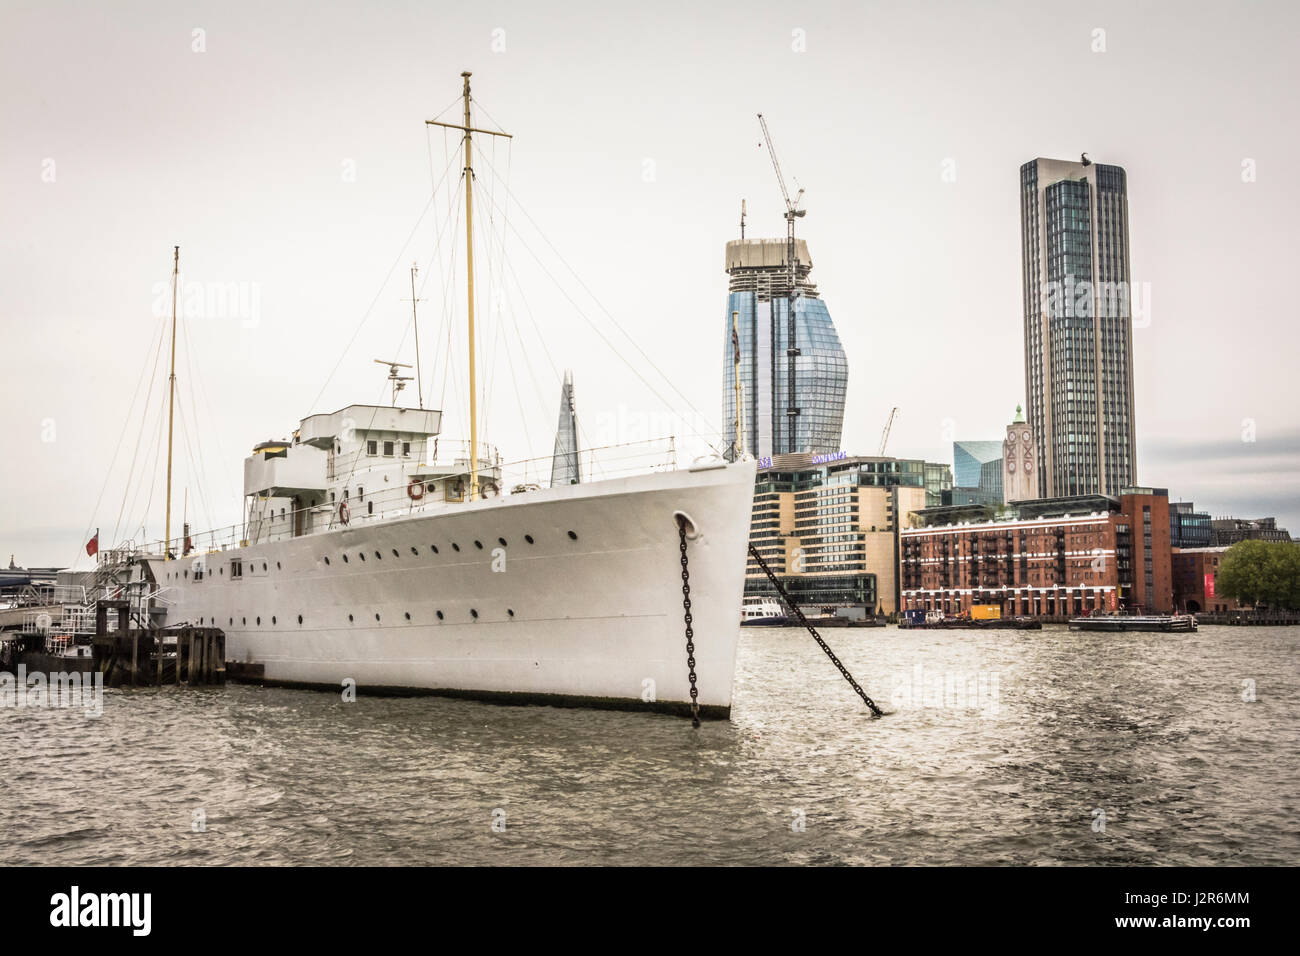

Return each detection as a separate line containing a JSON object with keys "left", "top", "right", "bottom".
{"left": 306, "top": 138, "right": 463, "bottom": 416}
{"left": 471, "top": 142, "right": 716, "bottom": 448}
{"left": 471, "top": 141, "right": 720, "bottom": 437}
{"left": 110, "top": 308, "right": 171, "bottom": 547}
{"left": 72, "top": 303, "right": 169, "bottom": 564}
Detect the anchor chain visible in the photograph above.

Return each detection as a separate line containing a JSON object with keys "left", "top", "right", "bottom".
{"left": 748, "top": 543, "right": 885, "bottom": 717}
{"left": 677, "top": 518, "right": 701, "bottom": 728}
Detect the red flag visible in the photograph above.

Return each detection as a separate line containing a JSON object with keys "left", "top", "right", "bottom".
{"left": 85, "top": 531, "right": 99, "bottom": 558}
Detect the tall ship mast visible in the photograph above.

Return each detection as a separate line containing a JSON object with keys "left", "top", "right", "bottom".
{"left": 102, "top": 74, "right": 755, "bottom": 719}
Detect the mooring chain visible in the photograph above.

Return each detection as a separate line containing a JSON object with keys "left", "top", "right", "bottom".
{"left": 747, "top": 543, "right": 885, "bottom": 717}
{"left": 677, "top": 518, "right": 702, "bottom": 728}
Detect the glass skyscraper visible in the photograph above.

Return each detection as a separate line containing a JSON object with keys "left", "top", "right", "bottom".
{"left": 722, "top": 238, "right": 847, "bottom": 460}
{"left": 1020, "top": 157, "right": 1137, "bottom": 498}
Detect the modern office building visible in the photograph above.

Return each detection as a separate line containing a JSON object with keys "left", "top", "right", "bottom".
{"left": 1020, "top": 156, "right": 1137, "bottom": 498}
{"left": 924, "top": 461, "right": 953, "bottom": 508}
{"left": 745, "top": 453, "right": 932, "bottom": 615}
{"left": 1001, "top": 405, "right": 1039, "bottom": 503}
{"left": 900, "top": 487, "right": 1172, "bottom": 617}
{"left": 1210, "top": 516, "right": 1293, "bottom": 545}
{"left": 1169, "top": 501, "right": 1212, "bottom": 549}
{"left": 722, "top": 238, "right": 848, "bottom": 460}
{"left": 953, "top": 440, "right": 1003, "bottom": 488}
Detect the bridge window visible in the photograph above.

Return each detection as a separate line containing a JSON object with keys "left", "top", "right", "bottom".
{"left": 383, "top": 440, "right": 394, "bottom": 457}
{"left": 367, "top": 439, "right": 378, "bottom": 456}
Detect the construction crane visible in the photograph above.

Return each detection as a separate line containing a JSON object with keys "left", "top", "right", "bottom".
{"left": 878, "top": 406, "right": 898, "bottom": 457}
{"left": 758, "top": 113, "right": 806, "bottom": 455}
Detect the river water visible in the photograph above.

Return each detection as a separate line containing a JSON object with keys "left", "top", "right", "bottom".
{"left": 2, "top": 625, "right": 1295, "bottom": 865}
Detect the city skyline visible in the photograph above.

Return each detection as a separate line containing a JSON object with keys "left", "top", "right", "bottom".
{"left": 2, "top": 1, "right": 1298, "bottom": 565}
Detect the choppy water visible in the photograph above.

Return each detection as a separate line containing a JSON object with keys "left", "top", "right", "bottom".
{"left": 1, "top": 625, "right": 1296, "bottom": 865}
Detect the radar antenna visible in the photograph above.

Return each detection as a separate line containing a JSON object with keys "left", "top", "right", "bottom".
{"left": 374, "top": 358, "right": 414, "bottom": 407}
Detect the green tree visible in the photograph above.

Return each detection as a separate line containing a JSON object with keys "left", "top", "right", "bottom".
{"left": 1217, "top": 540, "right": 1300, "bottom": 608}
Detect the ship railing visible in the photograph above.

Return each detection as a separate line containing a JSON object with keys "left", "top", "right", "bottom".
{"left": 136, "top": 435, "right": 694, "bottom": 554}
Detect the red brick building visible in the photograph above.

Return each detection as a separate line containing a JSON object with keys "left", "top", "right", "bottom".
{"left": 1172, "top": 547, "right": 1247, "bottom": 613}
{"left": 900, "top": 488, "right": 1172, "bottom": 617}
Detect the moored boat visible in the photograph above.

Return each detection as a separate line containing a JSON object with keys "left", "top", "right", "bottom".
{"left": 1069, "top": 611, "right": 1197, "bottom": 632}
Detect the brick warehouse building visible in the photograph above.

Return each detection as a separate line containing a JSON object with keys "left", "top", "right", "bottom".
{"left": 1171, "top": 547, "right": 1248, "bottom": 614}
{"left": 900, "top": 488, "right": 1172, "bottom": 617}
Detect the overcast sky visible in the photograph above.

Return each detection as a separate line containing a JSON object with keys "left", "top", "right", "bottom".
{"left": 2, "top": 0, "right": 1297, "bottom": 568}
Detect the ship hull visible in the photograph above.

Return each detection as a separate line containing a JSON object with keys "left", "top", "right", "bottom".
{"left": 145, "top": 460, "right": 755, "bottom": 718}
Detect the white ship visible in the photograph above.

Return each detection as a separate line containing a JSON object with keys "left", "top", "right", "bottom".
{"left": 143, "top": 406, "right": 754, "bottom": 718}
{"left": 116, "top": 73, "right": 756, "bottom": 719}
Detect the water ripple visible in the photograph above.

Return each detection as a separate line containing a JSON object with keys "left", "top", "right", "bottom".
{"left": 1, "top": 624, "right": 1295, "bottom": 865}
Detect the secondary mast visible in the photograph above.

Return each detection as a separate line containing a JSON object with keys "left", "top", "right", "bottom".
{"left": 164, "top": 245, "right": 179, "bottom": 559}
{"left": 426, "top": 72, "right": 511, "bottom": 501}
{"left": 407, "top": 263, "right": 424, "bottom": 409}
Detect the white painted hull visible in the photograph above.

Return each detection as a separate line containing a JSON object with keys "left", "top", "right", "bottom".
{"left": 145, "top": 460, "right": 755, "bottom": 717}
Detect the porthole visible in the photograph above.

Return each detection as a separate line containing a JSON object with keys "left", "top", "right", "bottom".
{"left": 507, "top": 608, "right": 515, "bottom": 617}
{"left": 452, "top": 542, "right": 460, "bottom": 552}
{"left": 276, "top": 561, "right": 281, "bottom": 570}
{"left": 404, "top": 612, "right": 411, "bottom": 620}
{"left": 375, "top": 613, "right": 381, "bottom": 622}
{"left": 271, "top": 616, "right": 276, "bottom": 625}
{"left": 219, "top": 567, "right": 224, "bottom": 575}
{"left": 359, "top": 553, "right": 366, "bottom": 562}
{"left": 297, "top": 614, "right": 303, "bottom": 625}
{"left": 436, "top": 610, "right": 444, "bottom": 620}
{"left": 392, "top": 549, "right": 399, "bottom": 558}
{"left": 431, "top": 545, "right": 440, "bottom": 554}
{"left": 324, "top": 556, "right": 331, "bottom": 566}
{"left": 524, "top": 534, "right": 534, "bottom": 544}
{"left": 470, "top": 608, "right": 478, "bottom": 619}
{"left": 474, "top": 540, "right": 483, "bottom": 550}
{"left": 375, "top": 551, "right": 382, "bottom": 560}
{"left": 568, "top": 531, "right": 578, "bottom": 540}
{"left": 348, "top": 614, "right": 354, "bottom": 623}
{"left": 256, "top": 616, "right": 261, "bottom": 625}
{"left": 262, "top": 562, "right": 267, "bottom": 572}
{"left": 228, "top": 617, "right": 232, "bottom": 626}
{"left": 242, "top": 617, "right": 246, "bottom": 625}
{"left": 342, "top": 554, "right": 349, "bottom": 564}
{"left": 183, "top": 570, "right": 188, "bottom": 579}
{"left": 410, "top": 547, "right": 418, "bottom": 556}
{"left": 498, "top": 537, "right": 507, "bottom": 547}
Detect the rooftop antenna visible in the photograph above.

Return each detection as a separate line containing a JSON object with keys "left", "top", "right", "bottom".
{"left": 739, "top": 198, "right": 747, "bottom": 239}
{"left": 757, "top": 113, "right": 806, "bottom": 455}
{"left": 374, "top": 359, "right": 413, "bottom": 407}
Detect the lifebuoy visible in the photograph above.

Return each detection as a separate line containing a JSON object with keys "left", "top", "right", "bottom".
{"left": 338, "top": 501, "right": 350, "bottom": 525}
{"left": 407, "top": 479, "right": 425, "bottom": 501}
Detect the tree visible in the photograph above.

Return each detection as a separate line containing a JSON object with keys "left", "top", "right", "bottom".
{"left": 1217, "top": 540, "right": 1300, "bottom": 608}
